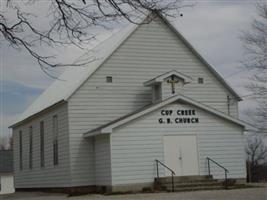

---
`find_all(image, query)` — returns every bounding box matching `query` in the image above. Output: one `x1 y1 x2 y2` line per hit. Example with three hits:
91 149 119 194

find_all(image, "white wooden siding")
13 103 71 188
94 135 111 186
69 137 95 186
110 102 246 185
68 17 239 186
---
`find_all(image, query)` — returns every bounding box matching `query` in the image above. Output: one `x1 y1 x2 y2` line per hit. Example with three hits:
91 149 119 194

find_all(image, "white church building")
10 12 254 193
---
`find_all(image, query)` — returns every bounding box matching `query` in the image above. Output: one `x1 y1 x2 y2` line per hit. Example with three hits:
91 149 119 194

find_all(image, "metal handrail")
207 157 229 189
155 159 175 192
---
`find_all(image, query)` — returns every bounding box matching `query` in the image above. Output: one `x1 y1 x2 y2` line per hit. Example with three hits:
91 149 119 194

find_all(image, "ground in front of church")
0 188 266 200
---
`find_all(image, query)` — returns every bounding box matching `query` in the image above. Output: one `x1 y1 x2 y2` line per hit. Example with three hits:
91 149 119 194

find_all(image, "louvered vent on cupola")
144 70 192 103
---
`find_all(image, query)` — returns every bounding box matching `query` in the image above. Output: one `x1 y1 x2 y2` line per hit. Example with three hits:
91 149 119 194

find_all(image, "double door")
163 135 199 176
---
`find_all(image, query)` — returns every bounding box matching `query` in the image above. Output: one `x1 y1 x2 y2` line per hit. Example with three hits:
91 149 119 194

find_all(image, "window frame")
40 121 45 168
19 130 23 170
52 115 59 166
29 126 33 169
106 76 113 83
198 77 204 84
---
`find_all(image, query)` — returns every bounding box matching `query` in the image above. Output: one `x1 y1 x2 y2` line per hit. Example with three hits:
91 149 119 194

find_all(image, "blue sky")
0 1 256 140
1 80 43 115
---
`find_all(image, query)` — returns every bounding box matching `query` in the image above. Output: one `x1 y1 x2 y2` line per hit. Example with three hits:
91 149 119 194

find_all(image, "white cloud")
2 45 53 89
172 3 255 97
175 4 254 72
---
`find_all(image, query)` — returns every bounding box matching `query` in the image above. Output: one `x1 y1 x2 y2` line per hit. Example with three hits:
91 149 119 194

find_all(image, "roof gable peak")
144 70 192 86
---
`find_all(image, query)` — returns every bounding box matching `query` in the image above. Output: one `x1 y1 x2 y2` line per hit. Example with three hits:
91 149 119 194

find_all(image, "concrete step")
169 185 225 192
153 175 245 192
166 184 248 192
155 175 213 183
164 181 223 189
156 178 219 185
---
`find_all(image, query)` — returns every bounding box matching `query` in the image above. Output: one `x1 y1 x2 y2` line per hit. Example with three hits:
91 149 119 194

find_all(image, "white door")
163 135 199 176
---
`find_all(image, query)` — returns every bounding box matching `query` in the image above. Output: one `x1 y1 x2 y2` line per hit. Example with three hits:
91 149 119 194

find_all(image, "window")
29 126 33 169
19 130 23 170
198 78 204 84
106 76 113 83
227 95 231 115
40 121 45 168
53 115 59 166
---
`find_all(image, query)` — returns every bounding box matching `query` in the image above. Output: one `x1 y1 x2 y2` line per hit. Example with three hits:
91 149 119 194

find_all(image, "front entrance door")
163 135 199 176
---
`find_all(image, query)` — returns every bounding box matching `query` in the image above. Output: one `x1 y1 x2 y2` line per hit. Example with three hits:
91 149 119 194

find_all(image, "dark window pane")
106 76 113 83
40 121 44 168
198 78 204 84
29 126 33 169
19 131 23 170
53 115 59 166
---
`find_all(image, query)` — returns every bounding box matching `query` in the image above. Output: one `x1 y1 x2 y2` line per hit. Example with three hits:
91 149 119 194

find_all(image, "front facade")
11 13 251 192
109 102 245 190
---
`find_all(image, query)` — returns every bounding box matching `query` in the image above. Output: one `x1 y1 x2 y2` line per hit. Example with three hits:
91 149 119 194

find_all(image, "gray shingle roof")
0 150 13 174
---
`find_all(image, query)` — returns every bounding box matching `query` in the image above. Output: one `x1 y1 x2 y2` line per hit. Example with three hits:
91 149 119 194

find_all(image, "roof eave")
83 128 111 138
143 79 160 86
243 123 258 132
84 130 101 137
9 100 67 128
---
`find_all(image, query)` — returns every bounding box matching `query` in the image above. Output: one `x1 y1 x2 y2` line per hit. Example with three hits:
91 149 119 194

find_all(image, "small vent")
106 76 113 83
198 78 204 84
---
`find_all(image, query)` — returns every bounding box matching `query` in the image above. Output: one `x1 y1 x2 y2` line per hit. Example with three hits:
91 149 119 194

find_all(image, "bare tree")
246 135 267 182
8 134 13 150
0 135 5 150
241 1 267 132
0 0 186 74
241 1 267 182
243 101 267 133
0 133 12 150
0 143 5 150
247 136 267 167
0 135 7 150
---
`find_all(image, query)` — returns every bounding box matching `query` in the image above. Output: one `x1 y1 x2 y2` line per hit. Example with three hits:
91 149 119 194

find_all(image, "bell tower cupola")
144 70 192 103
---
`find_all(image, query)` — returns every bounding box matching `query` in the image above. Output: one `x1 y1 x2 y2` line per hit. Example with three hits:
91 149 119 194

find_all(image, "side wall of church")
13 103 71 188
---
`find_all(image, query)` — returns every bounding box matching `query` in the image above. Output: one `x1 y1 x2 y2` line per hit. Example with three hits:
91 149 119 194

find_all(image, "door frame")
161 134 200 176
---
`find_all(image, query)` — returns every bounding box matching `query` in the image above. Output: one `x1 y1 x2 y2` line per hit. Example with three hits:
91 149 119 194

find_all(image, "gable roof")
11 23 140 127
84 94 256 137
11 12 242 127
0 150 13 174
